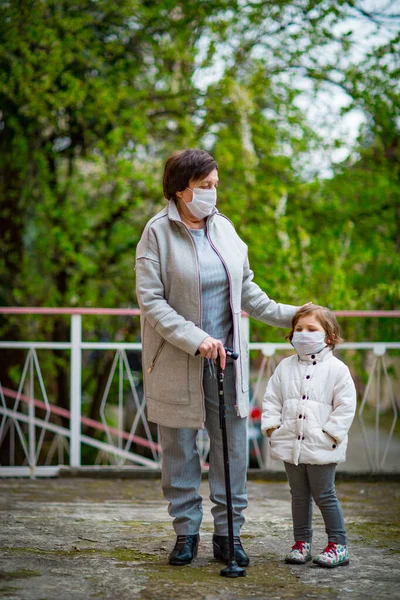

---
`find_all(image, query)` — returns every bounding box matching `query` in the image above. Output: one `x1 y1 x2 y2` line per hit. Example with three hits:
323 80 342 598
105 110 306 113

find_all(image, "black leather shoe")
213 534 250 567
169 534 199 565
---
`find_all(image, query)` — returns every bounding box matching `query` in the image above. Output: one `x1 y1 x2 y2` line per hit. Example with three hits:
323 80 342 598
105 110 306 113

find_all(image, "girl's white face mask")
291 331 327 355
185 187 217 219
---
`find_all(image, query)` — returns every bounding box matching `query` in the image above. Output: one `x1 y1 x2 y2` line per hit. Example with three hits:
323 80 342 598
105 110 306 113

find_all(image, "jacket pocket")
145 339 191 405
269 425 281 445
315 428 336 450
147 339 166 373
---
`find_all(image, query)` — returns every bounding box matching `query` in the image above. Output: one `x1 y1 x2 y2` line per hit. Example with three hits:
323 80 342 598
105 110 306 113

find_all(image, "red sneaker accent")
322 542 337 555
292 541 306 551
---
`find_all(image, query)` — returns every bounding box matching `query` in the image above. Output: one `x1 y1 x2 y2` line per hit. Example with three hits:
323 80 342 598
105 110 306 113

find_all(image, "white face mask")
185 187 217 219
291 331 327 355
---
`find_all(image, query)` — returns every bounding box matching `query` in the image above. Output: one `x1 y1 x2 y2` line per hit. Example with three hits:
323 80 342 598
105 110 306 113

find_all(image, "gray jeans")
284 462 347 545
158 360 248 536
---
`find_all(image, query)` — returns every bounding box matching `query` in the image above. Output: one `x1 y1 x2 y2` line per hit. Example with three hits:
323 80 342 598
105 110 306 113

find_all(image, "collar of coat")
297 345 333 365
167 199 218 223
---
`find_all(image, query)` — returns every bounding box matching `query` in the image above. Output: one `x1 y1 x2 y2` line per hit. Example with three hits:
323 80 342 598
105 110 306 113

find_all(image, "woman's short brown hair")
287 304 344 348
163 149 218 201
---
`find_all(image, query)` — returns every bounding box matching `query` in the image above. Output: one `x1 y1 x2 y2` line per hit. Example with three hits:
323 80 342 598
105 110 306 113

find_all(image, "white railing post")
28 351 36 476
70 314 82 467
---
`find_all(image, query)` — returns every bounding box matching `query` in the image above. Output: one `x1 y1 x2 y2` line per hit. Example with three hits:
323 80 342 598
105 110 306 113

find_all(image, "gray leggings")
284 462 347 545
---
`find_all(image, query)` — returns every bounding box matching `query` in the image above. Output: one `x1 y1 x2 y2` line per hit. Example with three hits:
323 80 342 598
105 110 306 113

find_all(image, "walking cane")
217 347 246 578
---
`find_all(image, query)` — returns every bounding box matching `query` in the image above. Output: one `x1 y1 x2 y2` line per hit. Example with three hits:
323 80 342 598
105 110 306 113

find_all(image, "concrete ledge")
58 466 162 479
54 466 400 482
247 469 400 482
1 466 399 481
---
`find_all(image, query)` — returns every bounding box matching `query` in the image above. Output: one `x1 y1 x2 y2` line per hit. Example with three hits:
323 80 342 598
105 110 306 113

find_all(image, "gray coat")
135 201 297 429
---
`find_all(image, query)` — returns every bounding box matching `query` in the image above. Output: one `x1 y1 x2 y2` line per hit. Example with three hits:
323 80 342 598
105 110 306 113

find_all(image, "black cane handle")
224 346 238 361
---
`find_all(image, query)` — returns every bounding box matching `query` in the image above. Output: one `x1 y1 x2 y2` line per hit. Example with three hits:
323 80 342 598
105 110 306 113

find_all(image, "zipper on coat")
147 339 166 373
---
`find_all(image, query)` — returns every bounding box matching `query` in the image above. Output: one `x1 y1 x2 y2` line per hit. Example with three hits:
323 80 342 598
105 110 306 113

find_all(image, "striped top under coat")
189 226 232 346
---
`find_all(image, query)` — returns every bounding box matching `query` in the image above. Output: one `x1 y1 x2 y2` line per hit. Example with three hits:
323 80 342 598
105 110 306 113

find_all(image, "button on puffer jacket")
261 347 356 465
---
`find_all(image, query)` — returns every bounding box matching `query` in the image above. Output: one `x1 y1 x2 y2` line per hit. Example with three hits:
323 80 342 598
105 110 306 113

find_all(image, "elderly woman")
136 148 301 567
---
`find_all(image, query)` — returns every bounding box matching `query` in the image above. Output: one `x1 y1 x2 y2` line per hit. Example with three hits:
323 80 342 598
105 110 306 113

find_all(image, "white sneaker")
313 542 349 568
285 541 312 564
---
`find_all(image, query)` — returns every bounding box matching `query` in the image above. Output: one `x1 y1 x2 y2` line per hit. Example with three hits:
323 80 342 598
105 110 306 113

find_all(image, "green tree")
1 1 399 464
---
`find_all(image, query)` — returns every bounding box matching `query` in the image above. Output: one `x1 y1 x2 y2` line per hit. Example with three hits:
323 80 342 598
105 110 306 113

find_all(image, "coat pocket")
269 422 293 443
315 428 336 451
145 339 190 405
268 425 281 444
147 339 166 373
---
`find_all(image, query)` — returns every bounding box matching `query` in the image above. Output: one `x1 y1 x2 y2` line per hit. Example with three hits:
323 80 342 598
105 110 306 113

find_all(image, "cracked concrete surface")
0 477 399 599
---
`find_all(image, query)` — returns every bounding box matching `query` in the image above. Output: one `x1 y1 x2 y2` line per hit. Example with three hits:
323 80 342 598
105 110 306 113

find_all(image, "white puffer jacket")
261 346 356 465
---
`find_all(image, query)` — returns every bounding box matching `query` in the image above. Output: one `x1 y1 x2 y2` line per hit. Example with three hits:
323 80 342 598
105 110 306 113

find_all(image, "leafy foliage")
0 1 399 428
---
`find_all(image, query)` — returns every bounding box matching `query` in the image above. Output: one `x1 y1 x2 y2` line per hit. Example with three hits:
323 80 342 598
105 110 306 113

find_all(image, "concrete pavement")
0 477 399 600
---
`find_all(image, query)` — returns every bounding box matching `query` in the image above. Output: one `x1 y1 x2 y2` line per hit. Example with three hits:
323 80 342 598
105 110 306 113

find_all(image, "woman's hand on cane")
198 336 226 370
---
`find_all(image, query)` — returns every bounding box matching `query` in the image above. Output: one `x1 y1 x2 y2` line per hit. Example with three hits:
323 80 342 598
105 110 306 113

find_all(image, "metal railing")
0 308 399 477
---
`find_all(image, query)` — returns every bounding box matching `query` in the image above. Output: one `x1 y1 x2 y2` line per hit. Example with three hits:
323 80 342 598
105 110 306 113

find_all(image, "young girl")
261 304 356 568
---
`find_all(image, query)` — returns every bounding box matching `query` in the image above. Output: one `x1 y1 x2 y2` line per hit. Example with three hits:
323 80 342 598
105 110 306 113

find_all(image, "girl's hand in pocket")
323 430 337 444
